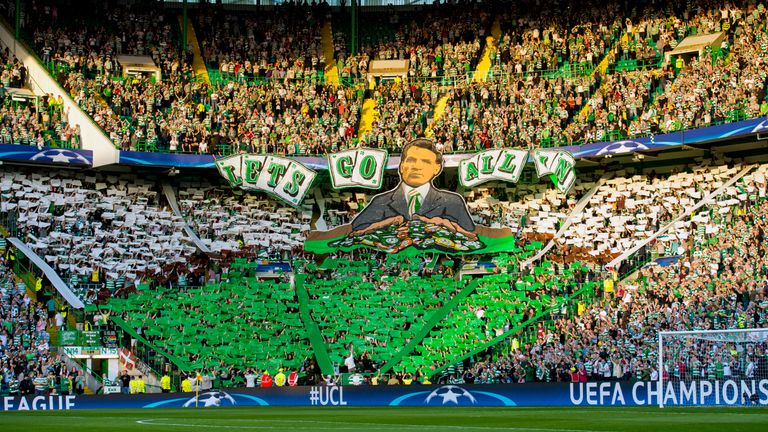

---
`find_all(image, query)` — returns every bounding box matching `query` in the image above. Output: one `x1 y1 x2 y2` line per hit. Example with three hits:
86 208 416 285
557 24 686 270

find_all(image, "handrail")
0 16 118 151
294 274 334 375
430 281 595 377
59 348 104 387
110 315 192 372
378 276 479 375
521 177 607 269
6 237 85 309
606 164 755 269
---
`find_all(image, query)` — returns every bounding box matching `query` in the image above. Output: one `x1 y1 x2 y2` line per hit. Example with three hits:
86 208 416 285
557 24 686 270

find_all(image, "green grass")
2 406 768 431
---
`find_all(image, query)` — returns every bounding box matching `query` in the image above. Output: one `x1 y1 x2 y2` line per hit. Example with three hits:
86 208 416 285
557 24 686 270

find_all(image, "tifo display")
216 147 575 208
0 1 767 428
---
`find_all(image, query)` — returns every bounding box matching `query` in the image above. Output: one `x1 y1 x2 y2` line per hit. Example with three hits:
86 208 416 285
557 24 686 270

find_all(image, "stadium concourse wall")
3 381 768 410
117 116 768 170
0 21 118 167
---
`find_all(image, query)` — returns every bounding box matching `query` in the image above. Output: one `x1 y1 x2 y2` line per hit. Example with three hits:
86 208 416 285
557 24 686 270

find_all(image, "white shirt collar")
402 183 431 202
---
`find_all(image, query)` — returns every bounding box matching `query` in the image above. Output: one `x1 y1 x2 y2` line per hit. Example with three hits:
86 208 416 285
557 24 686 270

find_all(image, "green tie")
408 190 421 215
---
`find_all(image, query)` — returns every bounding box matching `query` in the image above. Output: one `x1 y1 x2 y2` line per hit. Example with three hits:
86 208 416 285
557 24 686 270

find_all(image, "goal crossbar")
658 328 768 408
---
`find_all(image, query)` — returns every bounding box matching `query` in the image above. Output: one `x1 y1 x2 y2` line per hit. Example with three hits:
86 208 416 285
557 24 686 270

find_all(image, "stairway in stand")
357 96 377 142
321 21 339 87
178 15 211 86
424 94 450 138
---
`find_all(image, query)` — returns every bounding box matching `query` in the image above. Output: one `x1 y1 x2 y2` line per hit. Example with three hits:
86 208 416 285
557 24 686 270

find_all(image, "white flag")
329 148 388 189
532 149 557 177
458 154 484 188
215 155 244 187
328 149 359 189
491 149 528 183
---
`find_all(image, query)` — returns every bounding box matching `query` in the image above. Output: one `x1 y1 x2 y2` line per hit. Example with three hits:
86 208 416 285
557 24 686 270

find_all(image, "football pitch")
2 406 768 432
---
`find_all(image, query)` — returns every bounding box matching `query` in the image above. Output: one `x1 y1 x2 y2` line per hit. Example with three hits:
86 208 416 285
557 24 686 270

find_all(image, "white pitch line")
136 418 602 432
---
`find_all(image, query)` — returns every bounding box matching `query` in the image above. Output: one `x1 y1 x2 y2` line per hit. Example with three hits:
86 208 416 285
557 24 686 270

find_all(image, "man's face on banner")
399 146 442 187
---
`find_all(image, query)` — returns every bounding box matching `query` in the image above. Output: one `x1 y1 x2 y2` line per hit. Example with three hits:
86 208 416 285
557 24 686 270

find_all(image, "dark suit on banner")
351 184 476 232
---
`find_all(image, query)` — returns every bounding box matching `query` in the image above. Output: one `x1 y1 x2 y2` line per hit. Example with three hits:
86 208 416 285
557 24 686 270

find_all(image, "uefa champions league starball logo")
389 385 516 406
752 118 768 133
182 391 237 407
30 149 90 165
595 140 650 156
143 391 268 408
424 385 477 405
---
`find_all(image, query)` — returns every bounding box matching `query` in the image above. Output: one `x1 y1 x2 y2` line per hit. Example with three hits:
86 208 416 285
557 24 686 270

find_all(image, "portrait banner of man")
305 138 516 255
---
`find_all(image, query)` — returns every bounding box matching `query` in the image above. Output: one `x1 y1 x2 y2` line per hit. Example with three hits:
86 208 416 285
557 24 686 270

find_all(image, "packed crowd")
36 0 198 152
0 98 80 149
614 0 768 136
0 39 81 148
106 262 315 375
0 44 28 90
426 75 600 151
0 167 196 300
0 253 87 396
301 254 465 369
464 179 586 240
175 178 310 258
2 0 768 394
355 5 487 80
197 1 330 80
2 163 766 388
1 0 765 155
31 0 189 77
494 0 624 76
636 14 768 135
360 80 440 149
566 69 665 143
554 163 746 265
433 167 768 385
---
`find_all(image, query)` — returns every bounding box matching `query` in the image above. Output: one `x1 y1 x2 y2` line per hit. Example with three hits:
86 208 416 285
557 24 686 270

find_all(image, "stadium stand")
396 260 597 378
554 163 747 264
335 5 489 83
0 0 766 400
0 167 194 301
195 2 329 81
494 0 623 76
0 37 79 148
449 188 768 384
0 251 86 396
465 179 584 239
0 44 27 89
0 0 764 156
104 264 314 377
175 179 310 258
301 254 466 370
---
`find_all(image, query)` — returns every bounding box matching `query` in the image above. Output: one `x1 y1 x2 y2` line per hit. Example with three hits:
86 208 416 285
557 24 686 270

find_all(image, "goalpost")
658 328 768 408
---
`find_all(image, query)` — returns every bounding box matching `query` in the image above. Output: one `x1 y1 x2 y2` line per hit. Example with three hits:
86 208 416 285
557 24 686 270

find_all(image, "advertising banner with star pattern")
117 117 768 169
4 381 766 410
0 144 92 166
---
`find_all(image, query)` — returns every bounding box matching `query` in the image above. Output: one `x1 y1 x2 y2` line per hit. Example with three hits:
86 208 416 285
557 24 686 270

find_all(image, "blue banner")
3 381 767 410
254 262 292 273
559 116 768 159
117 117 768 170
119 151 216 169
0 144 92 166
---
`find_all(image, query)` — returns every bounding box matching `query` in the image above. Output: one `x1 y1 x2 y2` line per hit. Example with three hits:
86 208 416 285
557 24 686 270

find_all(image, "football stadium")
0 0 768 430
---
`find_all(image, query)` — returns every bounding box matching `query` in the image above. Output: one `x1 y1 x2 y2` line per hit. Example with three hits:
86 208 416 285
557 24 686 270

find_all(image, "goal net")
658 329 768 407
